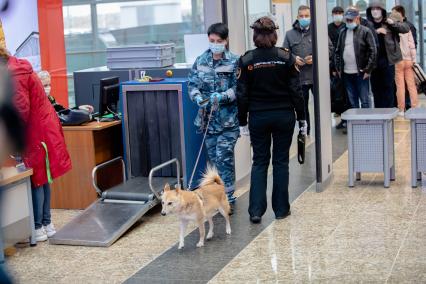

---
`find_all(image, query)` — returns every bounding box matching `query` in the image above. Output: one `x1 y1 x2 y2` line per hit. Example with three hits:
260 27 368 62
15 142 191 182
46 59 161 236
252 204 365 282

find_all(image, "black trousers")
248 109 295 218
371 65 395 108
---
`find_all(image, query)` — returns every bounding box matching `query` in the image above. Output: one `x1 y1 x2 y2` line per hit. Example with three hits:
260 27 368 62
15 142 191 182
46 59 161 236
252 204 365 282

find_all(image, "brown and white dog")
161 166 231 249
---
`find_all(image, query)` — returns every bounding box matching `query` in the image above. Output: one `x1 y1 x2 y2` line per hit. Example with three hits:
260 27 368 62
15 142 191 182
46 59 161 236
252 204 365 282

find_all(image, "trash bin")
405 108 426 188
341 108 398 188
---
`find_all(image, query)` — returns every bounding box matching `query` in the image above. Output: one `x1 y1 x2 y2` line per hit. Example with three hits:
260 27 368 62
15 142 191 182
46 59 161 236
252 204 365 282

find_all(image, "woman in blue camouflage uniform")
188 23 239 206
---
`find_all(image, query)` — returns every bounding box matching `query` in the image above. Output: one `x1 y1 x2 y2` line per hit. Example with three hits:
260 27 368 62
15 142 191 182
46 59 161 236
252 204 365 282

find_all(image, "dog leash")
187 102 218 190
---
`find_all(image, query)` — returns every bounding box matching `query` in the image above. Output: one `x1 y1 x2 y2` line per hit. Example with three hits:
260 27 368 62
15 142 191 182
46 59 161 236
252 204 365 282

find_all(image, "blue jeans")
248 109 295 218
31 183 51 230
343 73 370 108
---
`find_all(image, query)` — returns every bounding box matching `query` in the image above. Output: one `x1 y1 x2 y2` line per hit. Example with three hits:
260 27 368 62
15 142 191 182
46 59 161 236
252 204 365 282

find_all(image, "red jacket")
9 56 71 187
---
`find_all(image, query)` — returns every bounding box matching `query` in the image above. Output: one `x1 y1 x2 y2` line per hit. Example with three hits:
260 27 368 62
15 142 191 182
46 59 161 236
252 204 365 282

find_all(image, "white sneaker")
35 228 48 242
43 223 56 238
398 111 405 117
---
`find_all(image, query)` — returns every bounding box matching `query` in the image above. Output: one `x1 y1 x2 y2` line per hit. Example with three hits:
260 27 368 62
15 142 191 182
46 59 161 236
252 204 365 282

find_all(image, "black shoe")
250 216 261 224
276 211 291 220
228 203 234 216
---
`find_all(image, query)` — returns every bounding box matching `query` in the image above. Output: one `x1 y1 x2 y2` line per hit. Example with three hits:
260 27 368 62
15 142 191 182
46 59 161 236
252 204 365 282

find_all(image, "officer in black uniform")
237 17 306 224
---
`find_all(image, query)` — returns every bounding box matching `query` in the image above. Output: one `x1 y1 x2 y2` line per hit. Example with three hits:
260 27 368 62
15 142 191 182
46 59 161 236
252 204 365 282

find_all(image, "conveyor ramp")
50 158 180 247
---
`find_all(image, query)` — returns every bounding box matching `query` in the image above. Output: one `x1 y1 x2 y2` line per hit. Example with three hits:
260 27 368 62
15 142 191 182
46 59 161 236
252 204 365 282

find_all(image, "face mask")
209 42 226 54
299 18 311 28
371 9 382 20
346 22 358 30
44 86 51 96
333 14 343 23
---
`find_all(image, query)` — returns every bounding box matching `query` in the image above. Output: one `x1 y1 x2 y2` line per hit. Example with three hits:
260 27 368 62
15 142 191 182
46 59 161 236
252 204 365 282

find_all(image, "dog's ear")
164 183 171 191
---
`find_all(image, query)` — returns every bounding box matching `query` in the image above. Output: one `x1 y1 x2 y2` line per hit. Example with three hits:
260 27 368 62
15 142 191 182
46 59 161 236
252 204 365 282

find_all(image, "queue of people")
330 2 419 133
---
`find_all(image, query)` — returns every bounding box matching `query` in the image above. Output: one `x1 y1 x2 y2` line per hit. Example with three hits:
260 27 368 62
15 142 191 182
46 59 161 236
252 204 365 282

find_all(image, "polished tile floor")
4 116 426 283
210 119 426 283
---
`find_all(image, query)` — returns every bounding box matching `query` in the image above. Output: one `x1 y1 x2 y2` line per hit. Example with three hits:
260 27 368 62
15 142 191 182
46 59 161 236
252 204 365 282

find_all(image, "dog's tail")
199 165 224 186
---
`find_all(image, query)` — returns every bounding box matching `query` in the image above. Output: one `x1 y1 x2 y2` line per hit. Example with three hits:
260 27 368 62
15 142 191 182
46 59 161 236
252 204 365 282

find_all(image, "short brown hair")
0 47 9 61
392 5 406 18
251 17 278 48
298 5 310 13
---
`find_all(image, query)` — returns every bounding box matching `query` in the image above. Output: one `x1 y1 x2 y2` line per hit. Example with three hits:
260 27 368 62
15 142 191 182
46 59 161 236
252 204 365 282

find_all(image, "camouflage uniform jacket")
188 49 239 134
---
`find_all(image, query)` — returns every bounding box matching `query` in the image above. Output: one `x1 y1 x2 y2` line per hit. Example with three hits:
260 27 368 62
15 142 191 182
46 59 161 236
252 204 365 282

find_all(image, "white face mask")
371 9 382 20
209 42 226 55
333 14 344 24
44 86 51 96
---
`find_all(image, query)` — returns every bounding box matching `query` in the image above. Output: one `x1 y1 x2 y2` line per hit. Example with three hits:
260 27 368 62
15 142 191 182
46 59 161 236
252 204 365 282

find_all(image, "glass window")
63 5 92 36
246 0 272 49
63 0 204 74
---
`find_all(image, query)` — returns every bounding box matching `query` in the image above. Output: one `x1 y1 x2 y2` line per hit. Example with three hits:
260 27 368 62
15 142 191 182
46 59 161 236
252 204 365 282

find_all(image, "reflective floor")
210 120 426 283
4 111 426 283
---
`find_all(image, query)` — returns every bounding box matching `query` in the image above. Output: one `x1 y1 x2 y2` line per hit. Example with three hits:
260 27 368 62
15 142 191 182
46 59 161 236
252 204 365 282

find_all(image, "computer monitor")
99 77 119 117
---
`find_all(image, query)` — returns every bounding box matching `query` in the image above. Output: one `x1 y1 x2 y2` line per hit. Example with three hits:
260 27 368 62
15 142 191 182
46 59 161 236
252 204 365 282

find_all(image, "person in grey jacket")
335 7 377 109
284 5 313 135
366 0 410 108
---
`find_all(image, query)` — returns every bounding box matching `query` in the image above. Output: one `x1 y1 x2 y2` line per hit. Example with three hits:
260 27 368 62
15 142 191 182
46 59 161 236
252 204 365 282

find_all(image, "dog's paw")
226 227 231 235
196 241 204 247
178 243 184 250
206 232 214 240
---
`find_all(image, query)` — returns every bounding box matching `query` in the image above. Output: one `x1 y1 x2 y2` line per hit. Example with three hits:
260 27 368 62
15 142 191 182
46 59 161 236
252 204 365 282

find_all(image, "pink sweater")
399 31 416 62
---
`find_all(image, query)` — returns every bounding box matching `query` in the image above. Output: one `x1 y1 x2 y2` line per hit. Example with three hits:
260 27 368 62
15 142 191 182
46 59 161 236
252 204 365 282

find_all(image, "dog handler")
237 17 306 224
188 23 240 206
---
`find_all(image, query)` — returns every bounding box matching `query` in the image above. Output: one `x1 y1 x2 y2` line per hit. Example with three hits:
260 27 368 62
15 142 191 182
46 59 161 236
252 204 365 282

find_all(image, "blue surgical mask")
346 22 358 30
209 42 226 54
299 18 311 28
333 14 343 23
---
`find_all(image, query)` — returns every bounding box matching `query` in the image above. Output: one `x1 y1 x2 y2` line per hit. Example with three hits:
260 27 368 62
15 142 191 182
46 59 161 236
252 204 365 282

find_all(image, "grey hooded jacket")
283 20 313 85
366 0 410 65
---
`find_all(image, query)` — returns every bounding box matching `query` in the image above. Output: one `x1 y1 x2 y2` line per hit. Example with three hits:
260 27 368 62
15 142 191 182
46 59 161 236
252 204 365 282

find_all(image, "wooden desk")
51 121 123 209
0 167 36 261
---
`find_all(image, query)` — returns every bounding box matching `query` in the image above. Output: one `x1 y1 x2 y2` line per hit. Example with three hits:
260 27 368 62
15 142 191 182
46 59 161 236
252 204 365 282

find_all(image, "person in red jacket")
0 48 71 242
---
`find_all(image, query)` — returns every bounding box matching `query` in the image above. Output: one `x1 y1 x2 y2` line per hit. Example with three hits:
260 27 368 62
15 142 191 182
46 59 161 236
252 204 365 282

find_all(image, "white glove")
239 125 250 136
298 120 307 136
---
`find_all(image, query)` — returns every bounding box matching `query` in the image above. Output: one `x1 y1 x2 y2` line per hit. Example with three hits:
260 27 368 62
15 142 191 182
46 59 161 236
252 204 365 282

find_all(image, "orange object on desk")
50 121 124 209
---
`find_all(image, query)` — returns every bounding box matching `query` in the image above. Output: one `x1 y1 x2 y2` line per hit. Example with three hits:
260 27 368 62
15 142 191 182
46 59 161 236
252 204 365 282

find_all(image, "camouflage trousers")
204 126 239 193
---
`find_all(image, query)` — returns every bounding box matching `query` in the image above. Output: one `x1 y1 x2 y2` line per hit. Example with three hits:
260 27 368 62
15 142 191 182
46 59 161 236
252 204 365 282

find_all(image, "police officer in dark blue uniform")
237 17 306 224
